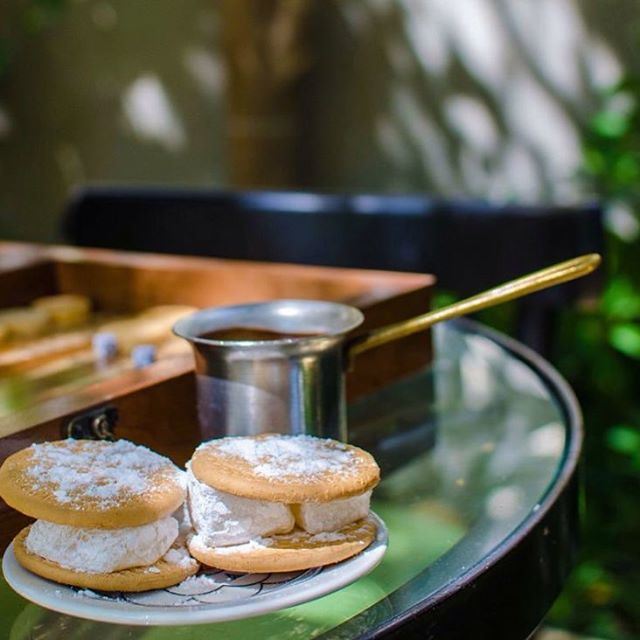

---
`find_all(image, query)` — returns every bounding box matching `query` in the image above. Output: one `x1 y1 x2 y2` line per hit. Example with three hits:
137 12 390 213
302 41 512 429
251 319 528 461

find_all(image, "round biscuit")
188 516 377 573
0 439 186 529
32 294 91 330
0 307 51 339
190 434 380 503
13 527 198 592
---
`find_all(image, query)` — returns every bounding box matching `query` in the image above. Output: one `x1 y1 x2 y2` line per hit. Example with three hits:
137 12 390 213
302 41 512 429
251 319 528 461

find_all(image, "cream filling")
25 516 179 574
186 468 372 547
186 468 294 547
291 491 372 534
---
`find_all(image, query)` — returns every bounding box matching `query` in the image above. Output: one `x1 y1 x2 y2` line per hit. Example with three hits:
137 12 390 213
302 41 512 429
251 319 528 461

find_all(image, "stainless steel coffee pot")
174 254 600 441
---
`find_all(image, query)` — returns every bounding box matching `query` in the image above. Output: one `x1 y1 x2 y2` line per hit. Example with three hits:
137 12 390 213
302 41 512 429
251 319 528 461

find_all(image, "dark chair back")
63 187 604 354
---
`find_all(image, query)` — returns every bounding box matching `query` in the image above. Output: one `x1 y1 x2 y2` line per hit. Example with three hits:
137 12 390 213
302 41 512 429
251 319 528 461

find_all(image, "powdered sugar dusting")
200 435 358 480
194 536 272 555
25 439 182 510
163 545 198 570
74 588 103 599
307 530 351 543
175 573 219 589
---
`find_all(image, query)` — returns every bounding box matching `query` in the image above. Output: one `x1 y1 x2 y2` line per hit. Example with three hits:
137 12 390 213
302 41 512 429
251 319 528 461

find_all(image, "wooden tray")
0 242 434 549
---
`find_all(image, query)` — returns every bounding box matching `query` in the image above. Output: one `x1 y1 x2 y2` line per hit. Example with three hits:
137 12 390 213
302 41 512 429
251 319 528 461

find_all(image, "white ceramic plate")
2 513 387 626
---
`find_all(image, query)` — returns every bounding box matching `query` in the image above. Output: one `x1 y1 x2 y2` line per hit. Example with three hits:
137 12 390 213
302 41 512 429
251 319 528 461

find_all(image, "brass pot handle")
347 253 602 359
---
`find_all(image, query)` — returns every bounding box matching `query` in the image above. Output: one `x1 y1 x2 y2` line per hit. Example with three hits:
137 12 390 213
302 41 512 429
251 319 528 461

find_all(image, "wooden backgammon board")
0 242 435 551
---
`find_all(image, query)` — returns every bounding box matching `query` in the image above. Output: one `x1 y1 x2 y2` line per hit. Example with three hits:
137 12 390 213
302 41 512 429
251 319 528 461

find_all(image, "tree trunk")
220 0 318 188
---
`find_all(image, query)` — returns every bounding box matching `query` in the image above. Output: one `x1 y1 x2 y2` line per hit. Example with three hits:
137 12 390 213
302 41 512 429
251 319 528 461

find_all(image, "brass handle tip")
588 253 602 270
347 252 605 359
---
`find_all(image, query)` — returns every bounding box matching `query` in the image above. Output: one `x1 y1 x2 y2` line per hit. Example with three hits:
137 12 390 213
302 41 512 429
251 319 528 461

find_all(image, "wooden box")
0 242 434 549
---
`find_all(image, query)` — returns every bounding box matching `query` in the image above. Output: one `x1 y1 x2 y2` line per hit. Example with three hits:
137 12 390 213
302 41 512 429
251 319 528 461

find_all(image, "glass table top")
0 321 578 639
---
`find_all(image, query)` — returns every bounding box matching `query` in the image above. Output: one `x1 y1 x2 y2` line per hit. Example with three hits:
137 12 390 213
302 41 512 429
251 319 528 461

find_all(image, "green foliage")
546 78 640 640
0 0 68 79
21 0 69 33
607 425 640 460
436 73 640 640
609 323 640 358
431 101 640 635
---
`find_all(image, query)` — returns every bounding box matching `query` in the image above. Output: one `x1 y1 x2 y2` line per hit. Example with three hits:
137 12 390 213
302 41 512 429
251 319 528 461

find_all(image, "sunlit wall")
0 0 637 241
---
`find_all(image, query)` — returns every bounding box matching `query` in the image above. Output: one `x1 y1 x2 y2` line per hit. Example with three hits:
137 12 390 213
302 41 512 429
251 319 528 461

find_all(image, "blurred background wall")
0 0 638 241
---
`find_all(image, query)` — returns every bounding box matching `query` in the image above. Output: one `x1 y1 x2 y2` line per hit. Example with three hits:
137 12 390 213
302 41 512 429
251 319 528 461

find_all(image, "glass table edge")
321 318 584 640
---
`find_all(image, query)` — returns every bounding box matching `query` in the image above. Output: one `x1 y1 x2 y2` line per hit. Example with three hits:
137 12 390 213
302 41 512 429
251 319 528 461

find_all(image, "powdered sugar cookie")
190 434 379 503
188 516 377 573
0 439 195 591
0 439 185 528
186 434 381 572
14 527 198 592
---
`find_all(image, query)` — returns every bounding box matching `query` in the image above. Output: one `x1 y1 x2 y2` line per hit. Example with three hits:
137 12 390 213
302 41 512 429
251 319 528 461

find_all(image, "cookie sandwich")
0 439 198 591
186 434 381 572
